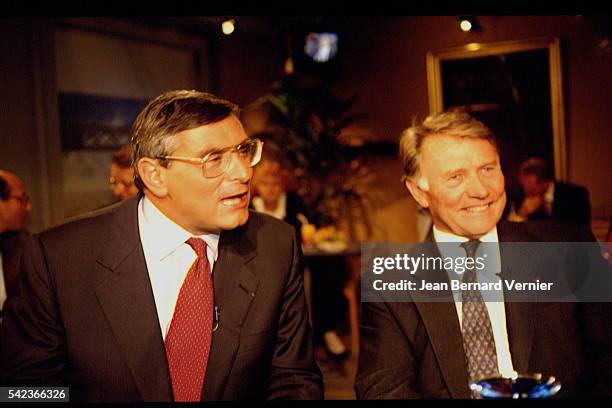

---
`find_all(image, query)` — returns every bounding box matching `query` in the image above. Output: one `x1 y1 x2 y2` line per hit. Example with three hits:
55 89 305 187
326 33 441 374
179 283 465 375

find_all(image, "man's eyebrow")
479 160 499 169
196 147 221 157
195 138 250 158
441 160 499 177
193 144 228 158
442 167 465 177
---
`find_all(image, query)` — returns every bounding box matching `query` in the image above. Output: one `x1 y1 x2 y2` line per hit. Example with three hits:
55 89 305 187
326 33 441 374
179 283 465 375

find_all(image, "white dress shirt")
138 195 219 340
544 181 555 216
433 226 516 378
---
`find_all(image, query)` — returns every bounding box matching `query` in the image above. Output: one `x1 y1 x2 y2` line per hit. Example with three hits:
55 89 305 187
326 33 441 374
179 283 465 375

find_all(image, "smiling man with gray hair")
355 110 612 399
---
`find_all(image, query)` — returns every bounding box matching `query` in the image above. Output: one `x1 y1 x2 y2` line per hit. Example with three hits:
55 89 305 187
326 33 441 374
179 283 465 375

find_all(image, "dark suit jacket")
513 181 591 226
1 230 29 304
355 220 612 398
551 182 591 226
0 195 323 402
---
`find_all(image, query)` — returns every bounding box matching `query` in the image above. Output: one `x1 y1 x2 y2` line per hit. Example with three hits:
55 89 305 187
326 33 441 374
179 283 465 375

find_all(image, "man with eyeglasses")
1 90 323 402
0 170 31 316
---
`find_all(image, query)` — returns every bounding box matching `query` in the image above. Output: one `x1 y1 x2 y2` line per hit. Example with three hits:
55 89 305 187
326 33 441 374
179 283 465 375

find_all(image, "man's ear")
404 177 430 209
137 158 168 198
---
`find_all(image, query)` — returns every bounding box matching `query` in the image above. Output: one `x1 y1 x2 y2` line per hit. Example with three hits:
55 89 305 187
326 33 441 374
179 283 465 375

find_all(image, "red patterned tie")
164 237 214 402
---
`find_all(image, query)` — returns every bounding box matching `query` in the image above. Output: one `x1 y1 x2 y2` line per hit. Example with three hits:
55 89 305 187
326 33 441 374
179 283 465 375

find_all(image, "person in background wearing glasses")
0 170 31 317
109 144 139 202
0 90 323 402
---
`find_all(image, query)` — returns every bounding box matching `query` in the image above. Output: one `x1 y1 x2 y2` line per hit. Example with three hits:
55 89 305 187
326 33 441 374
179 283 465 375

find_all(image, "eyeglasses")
158 138 263 179
8 192 30 206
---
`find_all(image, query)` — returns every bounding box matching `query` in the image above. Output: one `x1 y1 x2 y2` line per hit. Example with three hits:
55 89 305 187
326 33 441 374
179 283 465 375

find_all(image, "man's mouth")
463 203 491 213
221 191 249 207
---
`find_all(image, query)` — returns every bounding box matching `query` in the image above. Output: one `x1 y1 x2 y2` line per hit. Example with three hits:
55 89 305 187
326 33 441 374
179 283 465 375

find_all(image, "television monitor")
290 29 341 78
304 32 339 63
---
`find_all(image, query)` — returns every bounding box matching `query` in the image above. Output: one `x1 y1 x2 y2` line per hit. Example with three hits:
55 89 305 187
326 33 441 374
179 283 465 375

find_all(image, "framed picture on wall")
57 92 149 217
58 92 148 151
426 37 566 194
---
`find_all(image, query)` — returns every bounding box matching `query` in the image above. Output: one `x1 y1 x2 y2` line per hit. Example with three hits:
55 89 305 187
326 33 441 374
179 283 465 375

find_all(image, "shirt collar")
544 181 555 203
138 195 220 262
432 225 499 243
433 225 501 282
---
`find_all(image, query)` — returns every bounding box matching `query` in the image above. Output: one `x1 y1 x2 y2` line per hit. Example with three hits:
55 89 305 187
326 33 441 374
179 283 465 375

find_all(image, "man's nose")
226 153 252 182
466 175 489 198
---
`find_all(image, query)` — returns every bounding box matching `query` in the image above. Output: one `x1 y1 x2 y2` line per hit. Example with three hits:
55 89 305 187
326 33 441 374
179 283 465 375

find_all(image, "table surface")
301 242 362 357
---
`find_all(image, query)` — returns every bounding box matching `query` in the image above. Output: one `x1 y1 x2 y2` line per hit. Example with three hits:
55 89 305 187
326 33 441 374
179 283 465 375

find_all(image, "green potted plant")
244 76 372 241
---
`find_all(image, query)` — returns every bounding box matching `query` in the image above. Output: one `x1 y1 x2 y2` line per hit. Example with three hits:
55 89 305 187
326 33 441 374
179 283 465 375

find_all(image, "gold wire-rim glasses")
157 138 263 179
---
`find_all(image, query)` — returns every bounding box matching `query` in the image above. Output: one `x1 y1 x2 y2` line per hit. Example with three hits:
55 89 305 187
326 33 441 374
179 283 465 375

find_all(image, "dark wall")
217 16 611 220
351 16 611 219
1 16 610 233
215 28 285 106
0 19 45 231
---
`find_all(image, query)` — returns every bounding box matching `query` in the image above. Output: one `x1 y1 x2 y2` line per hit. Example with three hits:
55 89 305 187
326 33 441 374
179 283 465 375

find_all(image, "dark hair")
519 157 554 182
131 90 240 191
0 174 9 200
111 144 133 168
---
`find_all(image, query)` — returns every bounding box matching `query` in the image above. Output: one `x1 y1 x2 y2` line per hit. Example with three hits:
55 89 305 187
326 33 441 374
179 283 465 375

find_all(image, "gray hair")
131 90 239 190
399 110 499 185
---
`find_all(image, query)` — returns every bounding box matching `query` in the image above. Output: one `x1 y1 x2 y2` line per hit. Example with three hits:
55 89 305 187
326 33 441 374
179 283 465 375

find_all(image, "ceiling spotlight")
221 18 236 35
458 16 480 33
460 19 472 32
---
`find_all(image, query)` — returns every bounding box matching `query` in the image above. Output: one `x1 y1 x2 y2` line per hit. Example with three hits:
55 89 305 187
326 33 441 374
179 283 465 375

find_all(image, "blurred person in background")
109 144 139 202
251 158 310 237
251 142 349 361
0 170 31 315
508 157 591 226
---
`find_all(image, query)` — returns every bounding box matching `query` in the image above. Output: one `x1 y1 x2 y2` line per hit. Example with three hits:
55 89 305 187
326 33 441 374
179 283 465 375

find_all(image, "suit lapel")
414 222 539 393
202 225 259 400
497 221 535 374
94 196 172 402
412 301 471 398
410 242 471 398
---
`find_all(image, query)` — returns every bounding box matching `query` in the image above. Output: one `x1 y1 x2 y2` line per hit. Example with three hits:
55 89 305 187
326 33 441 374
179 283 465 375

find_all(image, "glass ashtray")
470 373 561 399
